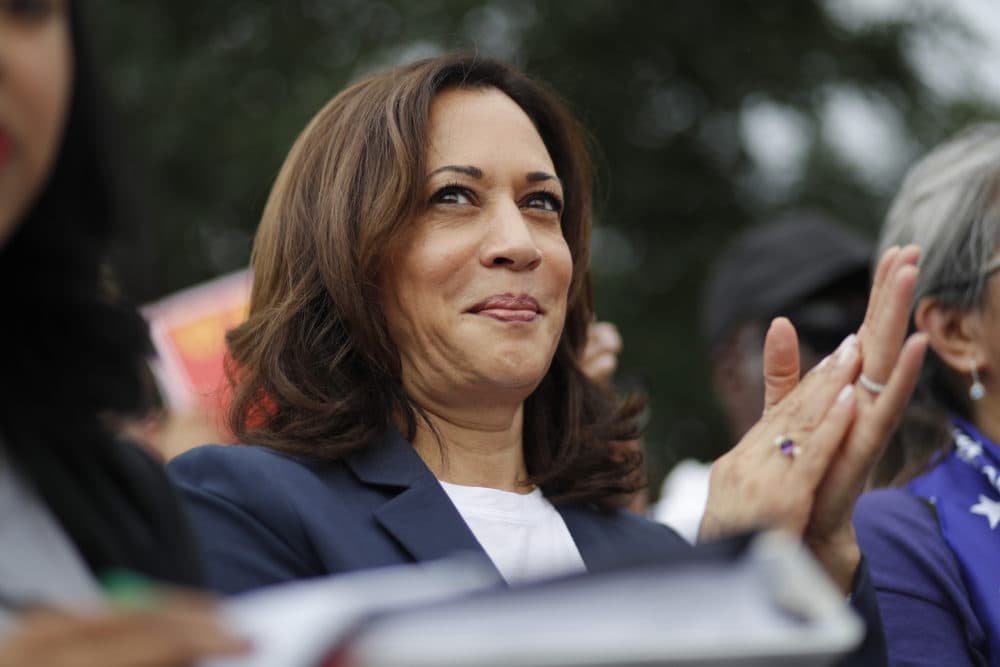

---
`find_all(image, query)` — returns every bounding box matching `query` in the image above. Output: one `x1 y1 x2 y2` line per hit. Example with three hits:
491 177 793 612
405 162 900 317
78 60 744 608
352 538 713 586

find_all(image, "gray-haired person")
855 124 1000 666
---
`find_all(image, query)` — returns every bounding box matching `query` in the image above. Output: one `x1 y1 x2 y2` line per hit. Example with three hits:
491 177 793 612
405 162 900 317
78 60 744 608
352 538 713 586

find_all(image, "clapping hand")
698 246 928 592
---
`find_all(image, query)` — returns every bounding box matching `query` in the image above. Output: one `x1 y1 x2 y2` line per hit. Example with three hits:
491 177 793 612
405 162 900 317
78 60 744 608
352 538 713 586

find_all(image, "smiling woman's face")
0 0 72 248
381 86 573 411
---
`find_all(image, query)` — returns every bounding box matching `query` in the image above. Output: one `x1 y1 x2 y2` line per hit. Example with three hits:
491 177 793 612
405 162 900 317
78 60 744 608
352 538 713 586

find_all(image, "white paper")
203 556 500 667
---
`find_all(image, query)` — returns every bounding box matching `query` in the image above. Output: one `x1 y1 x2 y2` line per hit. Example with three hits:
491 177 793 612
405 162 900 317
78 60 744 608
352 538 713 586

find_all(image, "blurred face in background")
713 281 868 442
0 0 72 247
381 86 573 413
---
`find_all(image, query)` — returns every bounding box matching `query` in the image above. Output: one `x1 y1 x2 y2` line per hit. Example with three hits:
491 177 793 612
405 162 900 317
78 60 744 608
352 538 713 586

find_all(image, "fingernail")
837 384 854 404
836 334 858 366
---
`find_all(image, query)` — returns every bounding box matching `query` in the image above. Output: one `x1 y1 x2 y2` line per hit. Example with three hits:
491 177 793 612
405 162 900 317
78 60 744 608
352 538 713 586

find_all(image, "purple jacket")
855 488 989 666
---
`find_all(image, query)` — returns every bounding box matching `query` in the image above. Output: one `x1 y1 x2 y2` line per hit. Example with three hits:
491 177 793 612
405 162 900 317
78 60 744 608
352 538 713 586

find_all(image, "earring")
970 361 985 402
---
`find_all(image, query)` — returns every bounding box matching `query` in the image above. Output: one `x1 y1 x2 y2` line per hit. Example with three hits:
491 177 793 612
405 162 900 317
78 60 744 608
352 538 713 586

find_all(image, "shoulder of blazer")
170 428 429 490
170 433 491 580
557 503 691 572
167 442 366 522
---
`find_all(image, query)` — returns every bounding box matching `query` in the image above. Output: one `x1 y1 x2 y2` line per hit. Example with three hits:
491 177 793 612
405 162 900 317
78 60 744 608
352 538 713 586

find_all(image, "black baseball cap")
702 213 873 350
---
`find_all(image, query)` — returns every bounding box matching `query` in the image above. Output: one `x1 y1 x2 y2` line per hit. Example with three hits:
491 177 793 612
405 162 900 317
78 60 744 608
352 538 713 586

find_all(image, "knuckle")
777 395 802 417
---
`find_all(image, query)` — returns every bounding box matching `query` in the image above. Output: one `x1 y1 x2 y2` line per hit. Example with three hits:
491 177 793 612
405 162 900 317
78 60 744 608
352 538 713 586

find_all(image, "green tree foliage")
90 1 997 487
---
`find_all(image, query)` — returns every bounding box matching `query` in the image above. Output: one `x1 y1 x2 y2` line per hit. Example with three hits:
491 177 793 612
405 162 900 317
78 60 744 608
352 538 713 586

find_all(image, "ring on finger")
774 435 801 459
858 373 886 395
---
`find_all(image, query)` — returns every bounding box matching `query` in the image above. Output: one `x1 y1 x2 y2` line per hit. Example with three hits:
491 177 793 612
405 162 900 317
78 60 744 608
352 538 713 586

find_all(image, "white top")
439 481 586 585
651 458 712 544
0 445 102 637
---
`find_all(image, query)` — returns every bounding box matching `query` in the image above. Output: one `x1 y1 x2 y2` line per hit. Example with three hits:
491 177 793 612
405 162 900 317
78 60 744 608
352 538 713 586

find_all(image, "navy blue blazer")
168 429 689 594
168 429 886 666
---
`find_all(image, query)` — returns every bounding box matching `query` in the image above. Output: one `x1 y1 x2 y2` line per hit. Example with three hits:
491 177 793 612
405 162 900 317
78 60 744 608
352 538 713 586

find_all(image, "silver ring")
774 435 801 459
858 373 886 395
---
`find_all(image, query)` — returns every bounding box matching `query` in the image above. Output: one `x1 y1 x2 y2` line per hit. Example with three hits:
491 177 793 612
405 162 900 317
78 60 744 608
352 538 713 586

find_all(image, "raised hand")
581 321 624 387
698 245 928 592
698 319 862 545
804 245 927 589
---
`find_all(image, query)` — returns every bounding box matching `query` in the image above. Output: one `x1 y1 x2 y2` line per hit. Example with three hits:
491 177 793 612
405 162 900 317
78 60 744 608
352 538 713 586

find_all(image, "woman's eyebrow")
426 166 561 187
527 171 560 186
428 165 483 179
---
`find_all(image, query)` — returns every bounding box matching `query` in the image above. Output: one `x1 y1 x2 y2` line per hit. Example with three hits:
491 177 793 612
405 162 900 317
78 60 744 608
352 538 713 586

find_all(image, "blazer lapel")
559 503 693 573
558 504 623 572
345 429 496 573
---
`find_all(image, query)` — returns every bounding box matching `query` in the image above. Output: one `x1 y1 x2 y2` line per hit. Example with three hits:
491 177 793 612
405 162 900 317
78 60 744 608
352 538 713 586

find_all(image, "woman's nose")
479 201 543 271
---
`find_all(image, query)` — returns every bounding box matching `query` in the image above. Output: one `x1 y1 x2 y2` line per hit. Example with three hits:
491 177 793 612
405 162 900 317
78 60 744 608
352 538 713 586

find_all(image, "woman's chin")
478 362 549 396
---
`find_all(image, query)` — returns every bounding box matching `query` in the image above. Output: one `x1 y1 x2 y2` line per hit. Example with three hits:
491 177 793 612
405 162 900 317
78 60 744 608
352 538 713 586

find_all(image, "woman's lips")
468 294 541 322
476 308 538 322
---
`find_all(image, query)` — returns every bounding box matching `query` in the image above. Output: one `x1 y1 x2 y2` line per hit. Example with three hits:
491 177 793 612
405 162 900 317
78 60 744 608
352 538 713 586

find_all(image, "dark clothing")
168 430 687 593
170 429 886 665
9 436 203 587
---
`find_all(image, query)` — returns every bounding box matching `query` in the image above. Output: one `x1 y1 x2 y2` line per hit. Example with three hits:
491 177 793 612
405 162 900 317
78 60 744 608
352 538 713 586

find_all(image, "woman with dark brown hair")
170 54 924 657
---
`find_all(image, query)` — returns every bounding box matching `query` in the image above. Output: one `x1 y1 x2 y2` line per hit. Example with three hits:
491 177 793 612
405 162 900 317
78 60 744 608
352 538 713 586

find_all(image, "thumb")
762 317 800 413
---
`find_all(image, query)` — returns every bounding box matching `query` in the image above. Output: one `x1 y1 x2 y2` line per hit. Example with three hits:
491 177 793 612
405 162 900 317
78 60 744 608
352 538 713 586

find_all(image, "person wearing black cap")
655 213 873 541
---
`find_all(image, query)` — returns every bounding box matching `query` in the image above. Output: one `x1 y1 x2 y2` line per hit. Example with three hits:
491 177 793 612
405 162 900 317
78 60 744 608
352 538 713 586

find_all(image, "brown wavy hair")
227 53 645 508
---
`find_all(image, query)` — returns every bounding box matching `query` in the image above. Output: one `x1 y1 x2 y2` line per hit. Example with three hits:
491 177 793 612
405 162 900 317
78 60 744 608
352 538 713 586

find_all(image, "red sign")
143 269 251 422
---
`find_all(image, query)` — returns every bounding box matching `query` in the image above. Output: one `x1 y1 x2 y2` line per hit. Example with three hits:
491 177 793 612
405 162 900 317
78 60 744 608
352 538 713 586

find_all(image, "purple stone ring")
774 435 801 459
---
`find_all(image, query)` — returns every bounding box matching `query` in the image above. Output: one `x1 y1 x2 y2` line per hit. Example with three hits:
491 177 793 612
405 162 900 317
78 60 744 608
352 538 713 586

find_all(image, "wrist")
807 528 862 595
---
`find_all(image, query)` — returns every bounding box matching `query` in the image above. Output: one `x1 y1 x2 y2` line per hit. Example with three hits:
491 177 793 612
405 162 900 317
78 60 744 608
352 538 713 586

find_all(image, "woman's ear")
913 297 985 373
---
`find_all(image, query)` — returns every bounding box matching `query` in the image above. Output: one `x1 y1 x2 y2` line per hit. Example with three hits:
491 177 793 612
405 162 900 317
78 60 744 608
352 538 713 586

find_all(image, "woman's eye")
524 191 563 214
430 185 473 206
1 0 58 22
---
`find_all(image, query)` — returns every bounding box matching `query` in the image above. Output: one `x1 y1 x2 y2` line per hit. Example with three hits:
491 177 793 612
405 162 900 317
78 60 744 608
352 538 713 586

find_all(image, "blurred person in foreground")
655 216 873 541
169 54 925 664
0 1 247 664
854 124 1000 666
